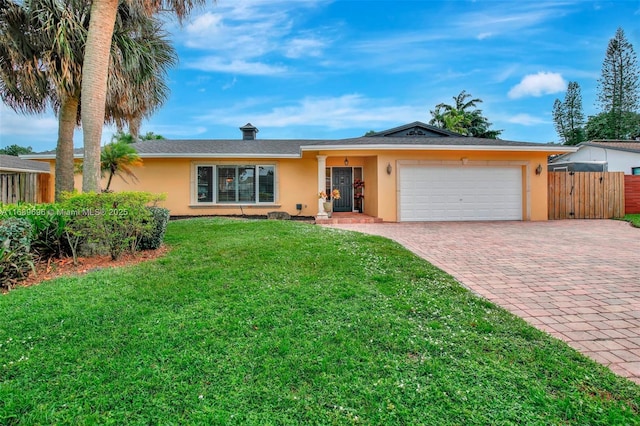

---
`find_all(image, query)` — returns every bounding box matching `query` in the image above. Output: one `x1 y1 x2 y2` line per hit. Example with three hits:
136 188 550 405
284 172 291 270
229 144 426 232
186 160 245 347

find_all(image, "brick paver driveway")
324 220 640 384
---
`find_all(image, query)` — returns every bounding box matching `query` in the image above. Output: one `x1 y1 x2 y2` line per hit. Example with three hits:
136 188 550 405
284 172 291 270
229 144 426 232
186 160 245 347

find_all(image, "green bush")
0 203 68 259
59 192 163 261
138 207 170 250
0 217 35 289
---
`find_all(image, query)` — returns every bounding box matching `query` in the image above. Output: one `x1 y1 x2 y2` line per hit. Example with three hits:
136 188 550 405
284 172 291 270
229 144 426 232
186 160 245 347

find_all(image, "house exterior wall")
375 150 548 222
562 147 640 175
40 149 551 222
315 149 550 222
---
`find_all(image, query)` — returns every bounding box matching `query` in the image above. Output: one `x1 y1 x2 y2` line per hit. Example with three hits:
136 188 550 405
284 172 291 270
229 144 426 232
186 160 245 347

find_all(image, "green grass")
623 214 640 227
1 218 638 425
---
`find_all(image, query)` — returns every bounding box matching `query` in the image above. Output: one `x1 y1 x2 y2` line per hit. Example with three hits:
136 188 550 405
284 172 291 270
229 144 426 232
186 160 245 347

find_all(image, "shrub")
0 217 34 289
0 203 68 259
59 192 163 261
138 207 170 250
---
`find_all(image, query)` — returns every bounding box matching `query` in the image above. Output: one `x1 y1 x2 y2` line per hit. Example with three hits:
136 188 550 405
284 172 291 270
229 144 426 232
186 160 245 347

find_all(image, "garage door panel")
399 165 523 221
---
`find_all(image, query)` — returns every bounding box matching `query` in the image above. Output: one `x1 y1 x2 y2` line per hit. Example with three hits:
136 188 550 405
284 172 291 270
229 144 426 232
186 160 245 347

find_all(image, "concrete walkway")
323 220 640 384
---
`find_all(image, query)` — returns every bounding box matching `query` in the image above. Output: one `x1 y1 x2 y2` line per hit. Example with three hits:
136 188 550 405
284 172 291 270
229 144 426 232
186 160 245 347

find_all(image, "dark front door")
332 167 352 212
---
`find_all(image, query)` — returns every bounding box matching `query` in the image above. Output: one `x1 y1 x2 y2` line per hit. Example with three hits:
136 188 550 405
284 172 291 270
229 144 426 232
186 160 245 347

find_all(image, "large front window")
197 165 275 203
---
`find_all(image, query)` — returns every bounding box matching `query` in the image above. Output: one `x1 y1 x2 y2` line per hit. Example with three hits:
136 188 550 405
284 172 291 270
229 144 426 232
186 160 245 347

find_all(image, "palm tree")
81 0 205 193
106 14 176 141
429 90 502 139
0 0 82 199
0 0 175 200
100 138 143 191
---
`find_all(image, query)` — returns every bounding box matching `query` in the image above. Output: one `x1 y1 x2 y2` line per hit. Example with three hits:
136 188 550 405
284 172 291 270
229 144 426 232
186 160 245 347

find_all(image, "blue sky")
1 0 639 152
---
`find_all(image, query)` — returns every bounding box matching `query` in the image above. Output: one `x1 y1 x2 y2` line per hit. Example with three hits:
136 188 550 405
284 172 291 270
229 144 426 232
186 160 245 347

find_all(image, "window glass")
197 166 213 202
259 166 275 202
218 166 236 202
198 165 275 204
238 166 255 202
633 167 640 176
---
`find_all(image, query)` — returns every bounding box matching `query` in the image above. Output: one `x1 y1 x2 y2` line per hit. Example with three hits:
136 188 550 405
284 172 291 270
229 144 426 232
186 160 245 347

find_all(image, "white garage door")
399 165 523 221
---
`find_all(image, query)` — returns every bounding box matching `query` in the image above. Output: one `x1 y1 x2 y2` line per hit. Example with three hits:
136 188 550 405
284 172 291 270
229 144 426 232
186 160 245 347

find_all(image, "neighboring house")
0 154 51 203
549 140 640 175
23 122 575 222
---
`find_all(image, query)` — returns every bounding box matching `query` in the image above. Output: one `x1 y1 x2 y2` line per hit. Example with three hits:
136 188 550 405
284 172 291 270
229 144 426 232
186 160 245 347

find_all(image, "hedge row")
0 192 169 289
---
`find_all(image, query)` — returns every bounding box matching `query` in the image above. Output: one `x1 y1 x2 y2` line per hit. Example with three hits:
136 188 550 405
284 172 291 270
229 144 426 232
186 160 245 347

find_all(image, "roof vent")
240 123 258 140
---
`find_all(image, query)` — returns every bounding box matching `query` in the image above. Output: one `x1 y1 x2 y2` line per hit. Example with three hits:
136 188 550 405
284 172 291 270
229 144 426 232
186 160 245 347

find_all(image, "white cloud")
197 94 425 129
222 76 237 90
179 1 330 68
142 123 208 138
185 57 288 75
506 113 548 126
0 104 119 152
476 32 493 40
508 72 567 99
284 37 326 58
0 104 58 138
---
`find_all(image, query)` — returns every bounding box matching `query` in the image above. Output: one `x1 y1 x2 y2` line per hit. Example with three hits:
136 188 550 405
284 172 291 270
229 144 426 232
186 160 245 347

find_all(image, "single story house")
1 154 51 204
23 122 576 222
549 140 640 175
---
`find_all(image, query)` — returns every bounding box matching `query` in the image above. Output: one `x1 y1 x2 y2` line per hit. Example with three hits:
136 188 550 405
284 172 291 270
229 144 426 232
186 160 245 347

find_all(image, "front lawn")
624 214 640 227
1 218 638 424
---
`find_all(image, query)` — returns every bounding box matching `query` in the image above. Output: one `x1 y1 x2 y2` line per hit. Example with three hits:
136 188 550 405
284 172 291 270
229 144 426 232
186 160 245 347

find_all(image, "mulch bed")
3 246 169 292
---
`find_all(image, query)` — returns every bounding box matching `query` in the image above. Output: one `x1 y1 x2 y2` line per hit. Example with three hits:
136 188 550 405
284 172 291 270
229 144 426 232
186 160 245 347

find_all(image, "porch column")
316 155 328 219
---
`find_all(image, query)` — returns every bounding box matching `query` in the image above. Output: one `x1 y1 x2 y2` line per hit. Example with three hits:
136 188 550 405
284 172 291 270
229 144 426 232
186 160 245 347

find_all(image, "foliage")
79 0 195 193
138 206 170 250
0 0 176 197
58 192 161 262
110 131 136 144
0 217 34 289
429 90 502 139
622 214 640 228
0 219 638 423
140 131 165 140
0 144 33 156
353 179 365 200
586 111 640 140
553 81 586 145
596 27 640 139
0 203 68 259
100 140 143 191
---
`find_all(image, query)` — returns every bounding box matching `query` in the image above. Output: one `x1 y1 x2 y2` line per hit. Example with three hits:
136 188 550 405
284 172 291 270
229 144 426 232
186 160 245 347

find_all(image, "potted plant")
353 179 365 213
318 189 341 217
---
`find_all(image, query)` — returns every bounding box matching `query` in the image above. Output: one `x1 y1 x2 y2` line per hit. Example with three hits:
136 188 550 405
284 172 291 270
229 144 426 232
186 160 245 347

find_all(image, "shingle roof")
579 140 640 154
0 155 50 173
22 122 575 159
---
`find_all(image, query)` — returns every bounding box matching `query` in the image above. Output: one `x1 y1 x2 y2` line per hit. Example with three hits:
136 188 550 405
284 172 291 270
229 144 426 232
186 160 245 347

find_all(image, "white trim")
21 143 577 161
303 144 577 153
191 162 278 206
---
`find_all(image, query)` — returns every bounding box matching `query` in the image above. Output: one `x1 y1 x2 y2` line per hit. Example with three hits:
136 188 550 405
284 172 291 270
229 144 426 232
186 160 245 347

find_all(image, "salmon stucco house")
25 122 576 222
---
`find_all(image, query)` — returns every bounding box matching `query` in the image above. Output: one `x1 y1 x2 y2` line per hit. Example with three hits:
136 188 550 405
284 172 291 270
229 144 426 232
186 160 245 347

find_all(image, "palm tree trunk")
81 0 118 193
129 116 141 141
55 95 79 201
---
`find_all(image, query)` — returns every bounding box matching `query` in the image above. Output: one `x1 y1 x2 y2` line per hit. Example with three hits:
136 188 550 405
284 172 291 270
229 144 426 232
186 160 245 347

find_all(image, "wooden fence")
548 171 625 219
0 173 50 204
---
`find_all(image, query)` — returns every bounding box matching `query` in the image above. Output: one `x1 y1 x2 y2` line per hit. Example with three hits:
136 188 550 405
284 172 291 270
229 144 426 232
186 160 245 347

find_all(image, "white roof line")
300 144 577 152
21 144 576 160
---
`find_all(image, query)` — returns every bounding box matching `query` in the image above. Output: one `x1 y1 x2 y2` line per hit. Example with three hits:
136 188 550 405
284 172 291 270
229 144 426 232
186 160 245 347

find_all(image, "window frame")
193 163 277 205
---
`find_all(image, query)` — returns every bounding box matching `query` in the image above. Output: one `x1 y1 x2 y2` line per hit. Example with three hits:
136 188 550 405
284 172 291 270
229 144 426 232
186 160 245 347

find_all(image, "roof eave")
0 167 50 173
301 144 578 153
137 153 301 159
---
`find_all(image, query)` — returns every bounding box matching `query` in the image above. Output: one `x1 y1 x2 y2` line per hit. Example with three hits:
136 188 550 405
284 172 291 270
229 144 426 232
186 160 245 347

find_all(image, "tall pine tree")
553 82 585 145
596 27 640 139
